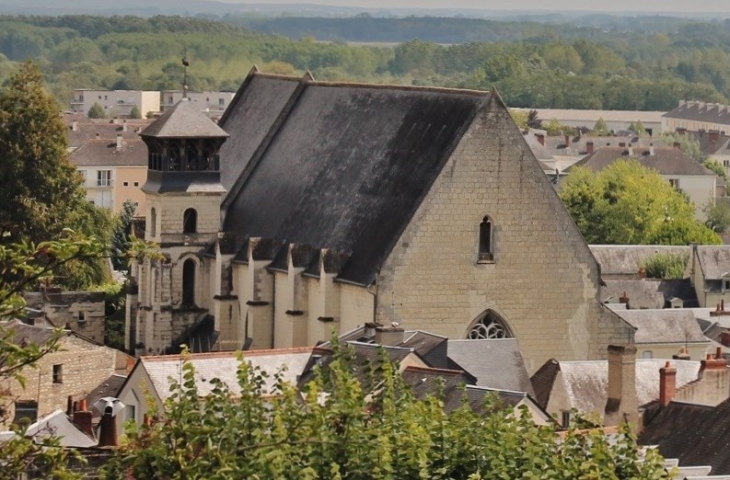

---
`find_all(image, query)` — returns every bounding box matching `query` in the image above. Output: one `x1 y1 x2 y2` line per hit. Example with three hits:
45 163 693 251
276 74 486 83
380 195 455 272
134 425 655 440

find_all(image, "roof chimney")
586 141 594 154
95 132 100 139
98 406 119 447
604 344 638 428
619 291 630 308
116 133 123 150
536 133 545 146
374 324 404 346
72 120 79 132
649 143 655 156
659 361 677 407
673 346 691 361
73 399 94 439
628 146 634 156
564 134 570 147
122 120 128 132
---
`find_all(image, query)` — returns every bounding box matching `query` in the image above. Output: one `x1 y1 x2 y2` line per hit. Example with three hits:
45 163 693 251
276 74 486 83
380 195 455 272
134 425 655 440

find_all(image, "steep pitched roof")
447 339 534 395
663 101 730 127
639 398 730 475
589 245 690 276
614 309 708 344
696 246 730 280
217 71 301 195
141 99 229 139
221 76 489 286
69 138 148 167
569 146 714 176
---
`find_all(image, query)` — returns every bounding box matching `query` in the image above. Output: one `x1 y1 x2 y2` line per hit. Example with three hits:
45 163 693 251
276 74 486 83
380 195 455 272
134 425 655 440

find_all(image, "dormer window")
478 216 494 263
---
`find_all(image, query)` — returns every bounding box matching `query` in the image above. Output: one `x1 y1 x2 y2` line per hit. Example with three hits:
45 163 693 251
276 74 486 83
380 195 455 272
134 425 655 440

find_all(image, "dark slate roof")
530 358 560 409
447 339 534 395
4 319 60 345
602 278 698 309
85 374 126 419
663 101 730 128
589 245 690 276
401 331 449 369
615 309 708 344
141 99 229 139
217 71 301 195
696 246 730 280
639 398 730 474
70 138 148 167
568 146 714 176
222 78 488 286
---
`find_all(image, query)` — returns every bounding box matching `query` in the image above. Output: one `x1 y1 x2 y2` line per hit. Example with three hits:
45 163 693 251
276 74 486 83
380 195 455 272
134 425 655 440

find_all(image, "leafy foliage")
104 342 670 479
705 201 730 233
560 160 721 245
641 253 690 280
128 105 141 119
660 132 706 163
0 61 114 290
87 101 105 118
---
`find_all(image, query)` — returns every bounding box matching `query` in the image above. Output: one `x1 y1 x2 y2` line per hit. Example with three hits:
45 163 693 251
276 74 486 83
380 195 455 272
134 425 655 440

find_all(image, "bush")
641 252 689 279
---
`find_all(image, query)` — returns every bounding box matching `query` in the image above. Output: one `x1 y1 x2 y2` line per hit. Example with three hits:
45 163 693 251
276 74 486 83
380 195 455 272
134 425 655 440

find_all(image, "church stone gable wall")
376 96 632 372
339 283 374 334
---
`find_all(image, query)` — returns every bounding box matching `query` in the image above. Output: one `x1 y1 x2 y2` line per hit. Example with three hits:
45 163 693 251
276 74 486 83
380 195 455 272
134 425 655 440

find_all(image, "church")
125 68 634 371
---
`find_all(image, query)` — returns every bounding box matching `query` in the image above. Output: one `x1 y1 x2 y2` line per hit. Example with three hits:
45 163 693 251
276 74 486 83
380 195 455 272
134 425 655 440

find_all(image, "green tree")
703 159 726 181
87 101 105 119
0 61 114 290
128 105 141 119
641 252 689 279
705 201 730 233
628 120 646 136
660 133 706 163
103 342 671 479
560 160 721 245
592 117 610 135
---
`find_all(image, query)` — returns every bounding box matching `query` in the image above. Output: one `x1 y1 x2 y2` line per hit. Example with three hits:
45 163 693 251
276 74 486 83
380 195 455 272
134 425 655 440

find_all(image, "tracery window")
468 310 513 339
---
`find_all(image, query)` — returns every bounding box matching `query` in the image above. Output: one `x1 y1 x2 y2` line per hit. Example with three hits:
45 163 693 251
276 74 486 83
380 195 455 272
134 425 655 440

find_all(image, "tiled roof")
614 309 708 344
696 246 730 280
639 398 730 475
602 278 698 309
66 121 151 149
3 319 61 345
663 101 730 127
447 339 534 395
69 138 148 167
141 99 229 139
535 359 701 415
25 410 96 448
140 348 314 401
589 245 690 276
569 146 714 176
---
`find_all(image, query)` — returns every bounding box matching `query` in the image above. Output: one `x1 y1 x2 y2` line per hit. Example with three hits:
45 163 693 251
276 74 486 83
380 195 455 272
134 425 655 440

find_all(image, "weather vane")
182 47 190 99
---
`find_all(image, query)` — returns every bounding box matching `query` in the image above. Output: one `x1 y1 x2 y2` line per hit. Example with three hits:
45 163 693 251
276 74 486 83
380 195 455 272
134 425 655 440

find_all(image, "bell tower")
128 99 230 356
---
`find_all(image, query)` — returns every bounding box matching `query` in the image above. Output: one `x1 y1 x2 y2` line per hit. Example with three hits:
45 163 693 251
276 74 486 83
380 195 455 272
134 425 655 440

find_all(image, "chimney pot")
73 409 94 439
98 407 118 447
659 361 677 407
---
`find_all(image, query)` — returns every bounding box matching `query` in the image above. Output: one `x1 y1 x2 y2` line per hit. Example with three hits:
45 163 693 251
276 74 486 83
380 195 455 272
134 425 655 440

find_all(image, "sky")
218 0 730 13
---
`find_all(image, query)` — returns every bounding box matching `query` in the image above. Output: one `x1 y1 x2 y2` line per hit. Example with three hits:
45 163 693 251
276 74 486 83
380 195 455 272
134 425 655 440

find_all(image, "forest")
1 14 730 110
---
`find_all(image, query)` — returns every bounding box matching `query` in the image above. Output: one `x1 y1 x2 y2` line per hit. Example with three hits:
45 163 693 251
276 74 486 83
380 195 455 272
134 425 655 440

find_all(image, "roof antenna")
182 48 190 99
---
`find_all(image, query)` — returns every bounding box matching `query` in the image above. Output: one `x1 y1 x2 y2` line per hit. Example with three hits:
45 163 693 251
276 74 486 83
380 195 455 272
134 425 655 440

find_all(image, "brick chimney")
564 134 570 147
586 141 594 154
374 324 404 346
98 406 118 447
710 300 730 317
73 399 94 439
619 291 630 309
536 133 545 146
700 347 727 374
604 344 638 428
659 361 677 407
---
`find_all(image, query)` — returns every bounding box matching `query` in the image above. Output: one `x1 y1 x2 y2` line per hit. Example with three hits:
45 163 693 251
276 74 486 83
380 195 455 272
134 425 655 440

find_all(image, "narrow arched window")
150 207 157 238
183 208 197 234
479 216 494 262
182 259 196 307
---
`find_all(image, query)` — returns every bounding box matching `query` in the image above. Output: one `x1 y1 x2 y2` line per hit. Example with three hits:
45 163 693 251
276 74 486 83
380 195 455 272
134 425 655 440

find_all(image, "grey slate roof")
221 75 489 286
696 246 730 280
447 339 534 395
3 319 59 345
25 410 96 448
141 99 229 139
639 398 730 475
532 359 701 414
615 309 708 344
602 278 698 309
70 138 148 167
689 131 730 156
568 146 714 176
86 374 127 418
217 72 300 195
543 134 665 157
663 101 730 128
589 245 690 276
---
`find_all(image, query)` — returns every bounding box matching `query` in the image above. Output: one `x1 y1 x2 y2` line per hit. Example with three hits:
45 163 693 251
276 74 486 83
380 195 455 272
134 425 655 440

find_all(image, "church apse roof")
221 76 489 286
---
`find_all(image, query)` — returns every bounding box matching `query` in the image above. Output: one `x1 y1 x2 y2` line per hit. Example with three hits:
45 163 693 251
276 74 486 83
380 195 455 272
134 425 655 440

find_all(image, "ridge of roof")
403 365 468 376
141 98 229 139
140 346 314 362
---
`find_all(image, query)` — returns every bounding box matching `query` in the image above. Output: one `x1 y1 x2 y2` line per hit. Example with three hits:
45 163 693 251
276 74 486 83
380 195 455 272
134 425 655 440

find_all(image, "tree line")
0 15 729 110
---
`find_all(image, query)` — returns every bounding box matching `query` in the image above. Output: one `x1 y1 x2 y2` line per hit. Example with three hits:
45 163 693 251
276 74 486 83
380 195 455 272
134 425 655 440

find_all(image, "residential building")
70 134 148 214
70 89 160 118
662 100 730 134
0 320 131 428
689 130 730 177
127 68 635 373
690 245 730 308
160 90 235 116
568 145 717 220
514 108 664 134
23 287 106 345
